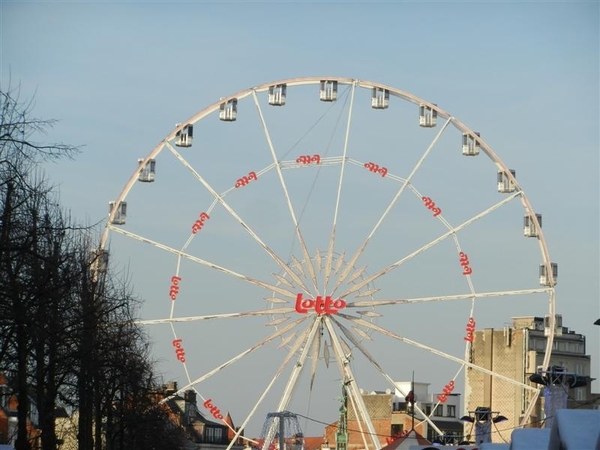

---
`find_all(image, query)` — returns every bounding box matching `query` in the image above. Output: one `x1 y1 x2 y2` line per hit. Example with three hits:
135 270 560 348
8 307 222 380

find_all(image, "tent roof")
380 430 431 450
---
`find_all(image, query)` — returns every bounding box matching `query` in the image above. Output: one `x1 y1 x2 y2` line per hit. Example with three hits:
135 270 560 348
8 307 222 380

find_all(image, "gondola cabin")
219 99 238 121
497 169 517 193
524 213 542 238
539 263 558 287
108 201 127 225
419 104 437 127
175 124 193 147
319 80 338 102
544 314 563 337
371 87 389 109
268 84 287 106
137 158 156 182
462 132 480 156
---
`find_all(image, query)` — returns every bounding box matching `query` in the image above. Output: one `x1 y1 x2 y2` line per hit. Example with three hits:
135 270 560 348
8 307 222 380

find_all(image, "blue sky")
2 0 599 439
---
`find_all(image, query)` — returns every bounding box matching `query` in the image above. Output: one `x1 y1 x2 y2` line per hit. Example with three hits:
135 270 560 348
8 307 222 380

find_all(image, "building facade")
465 316 595 443
0 374 41 449
161 382 246 449
323 382 463 449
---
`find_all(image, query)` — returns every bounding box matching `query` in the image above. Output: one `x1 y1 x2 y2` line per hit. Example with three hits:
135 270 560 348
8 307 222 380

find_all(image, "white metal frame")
100 77 556 445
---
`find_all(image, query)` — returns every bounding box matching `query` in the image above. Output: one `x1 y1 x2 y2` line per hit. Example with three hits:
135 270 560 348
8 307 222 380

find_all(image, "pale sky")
2 0 599 439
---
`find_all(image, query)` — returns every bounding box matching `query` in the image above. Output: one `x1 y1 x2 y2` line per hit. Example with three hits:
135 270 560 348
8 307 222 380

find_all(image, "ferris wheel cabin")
268 84 287 106
137 158 156 182
175 124 193 147
524 213 542 238
497 169 517 193
219 99 238 121
462 132 481 156
108 201 127 225
371 87 389 109
319 80 338 102
539 263 558 287
419 104 437 127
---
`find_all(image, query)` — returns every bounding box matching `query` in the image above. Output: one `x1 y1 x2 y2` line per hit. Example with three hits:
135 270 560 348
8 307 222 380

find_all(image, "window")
433 404 443 416
558 341 567 352
425 404 432 416
206 427 223 443
394 402 408 412
535 338 546 351
446 405 456 417
568 342 578 353
576 389 585 401
427 428 438 443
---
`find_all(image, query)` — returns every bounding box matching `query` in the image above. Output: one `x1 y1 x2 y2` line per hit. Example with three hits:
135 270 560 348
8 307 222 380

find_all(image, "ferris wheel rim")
101 76 553 257
100 76 557 441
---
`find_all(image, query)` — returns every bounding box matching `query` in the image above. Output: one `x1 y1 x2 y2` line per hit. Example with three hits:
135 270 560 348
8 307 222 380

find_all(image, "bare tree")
71 245 185 450
0 83 78 450
0 83 78 171
1 83 184 450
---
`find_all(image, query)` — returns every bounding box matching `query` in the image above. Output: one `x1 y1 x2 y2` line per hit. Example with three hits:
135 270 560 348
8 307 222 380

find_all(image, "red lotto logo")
295 293 346 315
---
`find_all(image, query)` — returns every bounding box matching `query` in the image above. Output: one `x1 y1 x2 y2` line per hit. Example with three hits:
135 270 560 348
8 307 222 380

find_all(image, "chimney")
166 381 178 395
185 389 197 406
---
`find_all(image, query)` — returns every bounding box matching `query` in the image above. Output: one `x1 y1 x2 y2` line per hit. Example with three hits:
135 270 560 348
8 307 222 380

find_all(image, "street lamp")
459 407 507 444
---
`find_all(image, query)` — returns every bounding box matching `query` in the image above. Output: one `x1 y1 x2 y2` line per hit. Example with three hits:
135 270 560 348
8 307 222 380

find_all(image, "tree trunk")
15 322 31 450
94 373 103 450
36 322 58 450
78 303 94 448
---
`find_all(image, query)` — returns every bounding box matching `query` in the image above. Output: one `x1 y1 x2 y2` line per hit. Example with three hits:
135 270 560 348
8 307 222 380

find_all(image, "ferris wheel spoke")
346 287 552 308
337 312 536 392
330 316 445 436
251 91 319 292
230 322 315 450
337 191 522 298
345 391 371 450
259 319 324 450
161 315 310 400
308 321 322 389
324 81 357 293
137 307 296 325
165 142 313 294
332 118 453 295
276 317 323 412
322 316 380 449
107 225 297 299
104 77 556 436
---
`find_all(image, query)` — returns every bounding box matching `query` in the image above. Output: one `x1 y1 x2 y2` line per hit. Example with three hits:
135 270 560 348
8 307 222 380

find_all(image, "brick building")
465 316 595 443
323 383 462 449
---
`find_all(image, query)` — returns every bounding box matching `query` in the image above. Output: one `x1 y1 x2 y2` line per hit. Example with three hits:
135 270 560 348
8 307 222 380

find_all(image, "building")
54 409 79 450
465 316 595 443
390 381 463 444
161 382 246 450
0 373 41 449
323 382 463 449
53 380 245 450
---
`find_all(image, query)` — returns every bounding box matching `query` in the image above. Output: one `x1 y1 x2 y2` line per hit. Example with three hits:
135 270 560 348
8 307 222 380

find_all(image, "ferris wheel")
99 77 557 446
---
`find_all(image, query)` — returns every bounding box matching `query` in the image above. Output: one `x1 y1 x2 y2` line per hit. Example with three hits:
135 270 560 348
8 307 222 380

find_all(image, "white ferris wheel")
99 77 557 446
